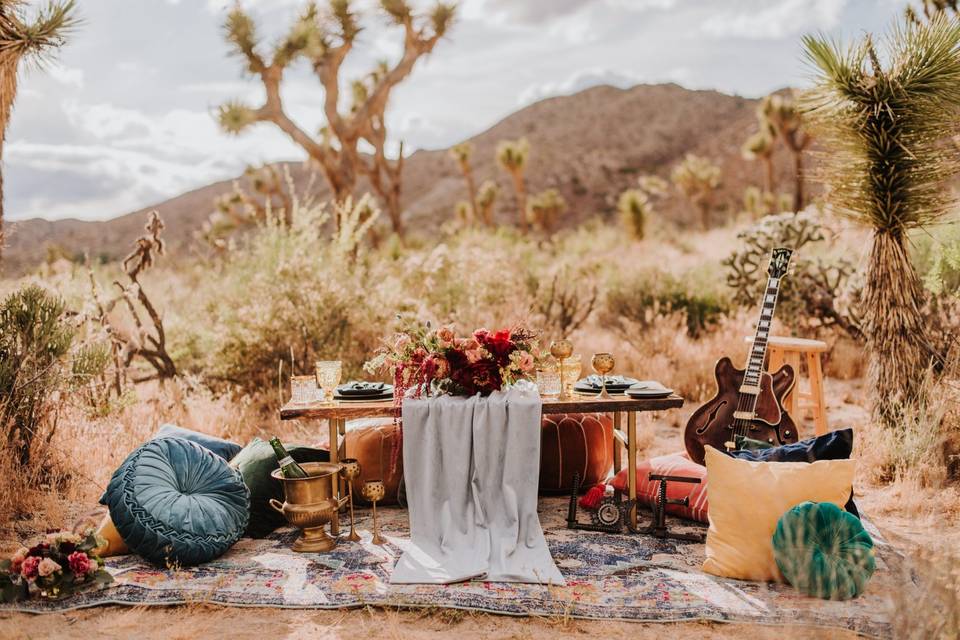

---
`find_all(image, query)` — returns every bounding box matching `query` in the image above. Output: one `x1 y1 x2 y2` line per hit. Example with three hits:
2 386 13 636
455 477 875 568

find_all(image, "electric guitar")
683 248 798 465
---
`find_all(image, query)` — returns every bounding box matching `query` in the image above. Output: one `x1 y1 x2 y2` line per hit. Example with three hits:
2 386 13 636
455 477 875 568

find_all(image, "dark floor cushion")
539 413 613 493
773 501 876 600
154 423 242 461
101 437 250 566
728 428 859 518
231 438 330 538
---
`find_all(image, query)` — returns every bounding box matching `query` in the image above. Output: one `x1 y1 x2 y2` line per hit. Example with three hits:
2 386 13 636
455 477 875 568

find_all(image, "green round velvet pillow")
773 501 875 600
101 437 250 567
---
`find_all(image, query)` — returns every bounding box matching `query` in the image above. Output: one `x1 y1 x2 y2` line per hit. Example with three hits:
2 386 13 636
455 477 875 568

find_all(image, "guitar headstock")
767 247 793 279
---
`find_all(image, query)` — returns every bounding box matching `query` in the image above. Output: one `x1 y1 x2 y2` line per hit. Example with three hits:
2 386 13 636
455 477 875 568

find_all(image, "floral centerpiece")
365 322 538 398
0 530 113 602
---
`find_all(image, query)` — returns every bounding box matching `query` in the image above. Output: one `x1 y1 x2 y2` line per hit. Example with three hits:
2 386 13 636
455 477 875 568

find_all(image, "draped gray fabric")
391 383 565 585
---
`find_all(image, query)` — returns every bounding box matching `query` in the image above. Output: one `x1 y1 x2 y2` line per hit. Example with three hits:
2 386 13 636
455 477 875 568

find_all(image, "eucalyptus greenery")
801 14 960 427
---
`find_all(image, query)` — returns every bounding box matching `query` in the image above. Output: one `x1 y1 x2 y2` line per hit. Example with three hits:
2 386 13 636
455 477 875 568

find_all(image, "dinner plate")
333 393 394 403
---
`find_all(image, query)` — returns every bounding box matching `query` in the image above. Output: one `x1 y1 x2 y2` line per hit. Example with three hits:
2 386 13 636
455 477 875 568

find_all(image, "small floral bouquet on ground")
365 321 538 398
0 530 113 602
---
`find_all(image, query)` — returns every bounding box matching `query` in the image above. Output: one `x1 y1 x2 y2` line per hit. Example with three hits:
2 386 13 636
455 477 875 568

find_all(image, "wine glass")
591 352 615 399
549 340 574 400
361 480 387 545
315 361 342 406
561 354 582 397
339 459 362 542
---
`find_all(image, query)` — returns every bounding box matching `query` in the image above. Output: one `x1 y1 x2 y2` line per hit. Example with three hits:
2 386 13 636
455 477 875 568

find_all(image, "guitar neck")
742 276 781 389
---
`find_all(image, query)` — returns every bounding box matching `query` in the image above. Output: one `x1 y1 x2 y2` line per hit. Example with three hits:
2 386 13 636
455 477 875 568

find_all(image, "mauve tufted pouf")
100 437 250 567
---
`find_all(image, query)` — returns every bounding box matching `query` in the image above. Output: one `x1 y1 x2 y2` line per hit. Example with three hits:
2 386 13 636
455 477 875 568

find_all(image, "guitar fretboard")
743 277 781 387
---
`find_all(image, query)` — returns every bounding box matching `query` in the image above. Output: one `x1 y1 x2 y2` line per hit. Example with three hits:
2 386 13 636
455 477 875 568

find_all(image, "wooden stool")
744 336 829 436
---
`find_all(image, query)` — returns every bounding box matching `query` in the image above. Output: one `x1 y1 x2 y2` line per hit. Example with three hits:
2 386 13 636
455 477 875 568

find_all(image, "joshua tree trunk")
863 229 931 427
763 156 775 195
464 170 478 225
792 150 804 212
509 169 527 231
0 57 17 261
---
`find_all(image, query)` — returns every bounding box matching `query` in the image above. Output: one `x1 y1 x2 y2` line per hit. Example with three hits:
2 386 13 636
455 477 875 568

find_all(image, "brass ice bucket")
269 462 347 552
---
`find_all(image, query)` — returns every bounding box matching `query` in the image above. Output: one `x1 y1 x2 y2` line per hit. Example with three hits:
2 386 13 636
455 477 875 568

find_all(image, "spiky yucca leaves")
670 153 721 230
637 174 668 197
526 188 565 232
801 15 960 428
617 188 651 240
496 138 530 231
449 142 479 225
0 0 77 261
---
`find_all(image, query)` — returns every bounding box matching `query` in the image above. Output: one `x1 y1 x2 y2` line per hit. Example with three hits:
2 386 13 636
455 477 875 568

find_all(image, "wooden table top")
280 393 684 420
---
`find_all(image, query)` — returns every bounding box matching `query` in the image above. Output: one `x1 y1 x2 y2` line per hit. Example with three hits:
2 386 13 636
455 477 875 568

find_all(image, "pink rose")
68 551 94 576
465 348 484 363
436 326 455 348
20 556 40 580
516 350 535 372
10 547 28 573
38 557 61 578
457 338 479 351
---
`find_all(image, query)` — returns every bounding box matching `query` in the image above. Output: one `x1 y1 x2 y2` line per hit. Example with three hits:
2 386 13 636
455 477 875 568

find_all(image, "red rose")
20 556 40 580
456 359 502 396
67 551 94 575
480 329 514 366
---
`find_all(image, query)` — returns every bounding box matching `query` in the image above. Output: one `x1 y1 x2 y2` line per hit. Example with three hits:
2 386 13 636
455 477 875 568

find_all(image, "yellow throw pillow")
702 445 856 582
93 513 129 557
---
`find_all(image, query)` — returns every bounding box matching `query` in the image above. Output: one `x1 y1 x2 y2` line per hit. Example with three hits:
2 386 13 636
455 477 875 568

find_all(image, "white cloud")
701 0 848 40
46 64 84 89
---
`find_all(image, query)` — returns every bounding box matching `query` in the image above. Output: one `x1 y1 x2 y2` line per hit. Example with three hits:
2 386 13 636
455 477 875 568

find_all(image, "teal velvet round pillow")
773 501 875 600
101 437 250 567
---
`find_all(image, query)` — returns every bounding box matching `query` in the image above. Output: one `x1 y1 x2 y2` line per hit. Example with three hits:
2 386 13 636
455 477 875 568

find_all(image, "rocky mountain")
3 83 805 275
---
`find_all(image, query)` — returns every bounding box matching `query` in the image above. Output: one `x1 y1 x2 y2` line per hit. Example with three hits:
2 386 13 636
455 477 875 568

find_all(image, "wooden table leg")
627 411 637 529
329 417 340 536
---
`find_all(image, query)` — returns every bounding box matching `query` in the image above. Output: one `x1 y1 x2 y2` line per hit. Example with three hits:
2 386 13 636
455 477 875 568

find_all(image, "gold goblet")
339 458 362 542
549 340 574 400
315 360 342 406
361 479 387 545
591 352 615 399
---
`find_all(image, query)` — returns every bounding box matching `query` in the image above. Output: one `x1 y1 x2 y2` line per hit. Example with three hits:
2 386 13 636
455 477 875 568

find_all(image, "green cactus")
526 188 566 232
617 188 652 240
670 154 722 230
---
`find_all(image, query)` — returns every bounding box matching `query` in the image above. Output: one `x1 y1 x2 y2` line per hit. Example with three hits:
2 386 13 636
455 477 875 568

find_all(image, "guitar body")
684 357 798 465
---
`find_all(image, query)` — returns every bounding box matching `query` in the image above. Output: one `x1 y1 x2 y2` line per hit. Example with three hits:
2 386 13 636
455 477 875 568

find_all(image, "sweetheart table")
280 392 684 536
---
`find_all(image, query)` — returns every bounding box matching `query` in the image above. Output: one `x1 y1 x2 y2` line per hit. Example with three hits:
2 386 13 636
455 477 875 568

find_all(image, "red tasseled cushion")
609 452 709 523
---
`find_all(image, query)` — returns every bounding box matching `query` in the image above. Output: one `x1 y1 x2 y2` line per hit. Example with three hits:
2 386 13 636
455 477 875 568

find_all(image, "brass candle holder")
591 352 616 399
339 458 362 542
549 340 574 400
361 479 387 545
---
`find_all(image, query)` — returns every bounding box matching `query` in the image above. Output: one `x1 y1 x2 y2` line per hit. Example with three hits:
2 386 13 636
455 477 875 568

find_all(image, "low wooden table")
280 394 685 531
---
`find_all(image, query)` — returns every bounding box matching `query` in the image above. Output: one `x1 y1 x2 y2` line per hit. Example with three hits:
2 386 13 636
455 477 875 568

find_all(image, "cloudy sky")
6 0 908 222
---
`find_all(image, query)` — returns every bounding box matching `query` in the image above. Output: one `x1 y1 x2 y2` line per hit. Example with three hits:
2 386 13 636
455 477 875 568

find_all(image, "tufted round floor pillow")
100 437 250 567
773 501 875 600
539 413 613 493
342 420 404 505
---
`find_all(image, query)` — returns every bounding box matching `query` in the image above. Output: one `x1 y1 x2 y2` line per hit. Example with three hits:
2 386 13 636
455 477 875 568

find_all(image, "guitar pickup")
738 384 761 395
733 411 756 421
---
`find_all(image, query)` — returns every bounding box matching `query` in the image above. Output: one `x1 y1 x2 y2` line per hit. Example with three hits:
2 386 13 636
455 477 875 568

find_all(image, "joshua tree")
496 138 530 231
449 141 478 224
617 188 652 240
906 0 958 23
203 164 295 249
218 1 455 237
0 0 77 260
637 174 668 197
759 94 812 212
526 188 565 233
476 179 499 227
670 153 721 230
802 15 960 427
741 128 776 194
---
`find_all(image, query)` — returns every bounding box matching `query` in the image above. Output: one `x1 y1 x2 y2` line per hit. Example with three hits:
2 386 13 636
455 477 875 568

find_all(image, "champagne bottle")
269 437 308 478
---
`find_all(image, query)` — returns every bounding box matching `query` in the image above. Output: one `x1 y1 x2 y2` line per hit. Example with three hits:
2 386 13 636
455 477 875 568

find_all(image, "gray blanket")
391 383 565 585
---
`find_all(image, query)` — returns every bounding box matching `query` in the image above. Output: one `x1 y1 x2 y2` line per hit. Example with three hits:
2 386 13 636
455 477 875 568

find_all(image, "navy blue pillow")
154 423 242 461
728 428 859 518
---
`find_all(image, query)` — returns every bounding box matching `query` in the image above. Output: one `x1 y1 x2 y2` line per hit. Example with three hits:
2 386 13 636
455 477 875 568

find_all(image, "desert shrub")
185 198 394 396
603 267 732 338
723 210 862 338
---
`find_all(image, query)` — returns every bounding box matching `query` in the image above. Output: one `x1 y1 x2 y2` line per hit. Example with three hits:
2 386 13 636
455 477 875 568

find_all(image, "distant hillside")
3 83 806 275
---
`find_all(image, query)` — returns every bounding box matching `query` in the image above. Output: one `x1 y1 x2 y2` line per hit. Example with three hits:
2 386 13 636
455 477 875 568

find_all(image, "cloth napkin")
391 382 564 585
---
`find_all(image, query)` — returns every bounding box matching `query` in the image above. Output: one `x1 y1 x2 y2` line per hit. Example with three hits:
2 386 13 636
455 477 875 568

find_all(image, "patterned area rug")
2 498 903 638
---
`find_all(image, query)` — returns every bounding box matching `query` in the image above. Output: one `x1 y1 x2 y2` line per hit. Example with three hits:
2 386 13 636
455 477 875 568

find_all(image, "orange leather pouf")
539 413 614 493
341 420 404 505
